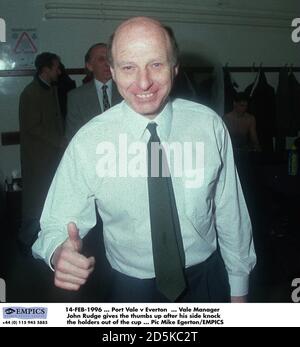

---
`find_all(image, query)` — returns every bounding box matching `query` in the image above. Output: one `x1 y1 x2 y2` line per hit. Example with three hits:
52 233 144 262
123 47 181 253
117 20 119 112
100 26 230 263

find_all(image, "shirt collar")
122 99 173 142
94 78 112 91
36 75 51 89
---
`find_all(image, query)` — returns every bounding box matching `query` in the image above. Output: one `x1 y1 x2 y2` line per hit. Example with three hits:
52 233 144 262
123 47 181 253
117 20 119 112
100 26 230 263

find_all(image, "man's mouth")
136 93 154 99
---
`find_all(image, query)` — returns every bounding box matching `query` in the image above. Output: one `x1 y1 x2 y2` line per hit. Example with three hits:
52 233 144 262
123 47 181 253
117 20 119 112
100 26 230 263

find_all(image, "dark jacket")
19 77 64 223
244 71 276 153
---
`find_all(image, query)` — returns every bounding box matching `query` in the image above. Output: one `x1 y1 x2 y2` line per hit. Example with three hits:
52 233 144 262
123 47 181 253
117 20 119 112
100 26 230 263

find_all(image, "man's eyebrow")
117 61 136 66
116 57 167 65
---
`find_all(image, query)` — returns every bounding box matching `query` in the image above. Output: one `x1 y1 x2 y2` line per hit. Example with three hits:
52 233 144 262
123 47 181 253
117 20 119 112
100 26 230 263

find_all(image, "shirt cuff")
228 274 249 297
32 233 67 271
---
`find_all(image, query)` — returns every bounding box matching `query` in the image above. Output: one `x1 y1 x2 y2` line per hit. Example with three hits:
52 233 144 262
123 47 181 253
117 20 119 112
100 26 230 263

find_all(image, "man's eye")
122 66 134 71
152 63 162 68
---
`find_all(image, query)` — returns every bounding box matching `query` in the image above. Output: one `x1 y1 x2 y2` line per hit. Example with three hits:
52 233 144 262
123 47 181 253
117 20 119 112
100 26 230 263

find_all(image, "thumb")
66 222 82 252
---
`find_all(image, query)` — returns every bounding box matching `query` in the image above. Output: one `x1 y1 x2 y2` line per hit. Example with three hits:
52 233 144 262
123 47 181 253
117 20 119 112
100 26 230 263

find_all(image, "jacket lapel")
111 81 123 106
85 80 102 115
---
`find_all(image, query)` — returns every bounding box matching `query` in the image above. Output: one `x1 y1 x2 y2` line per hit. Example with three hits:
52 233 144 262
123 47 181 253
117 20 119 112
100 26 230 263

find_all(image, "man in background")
19 52 65 253
65 43 122 141
224 92 261 152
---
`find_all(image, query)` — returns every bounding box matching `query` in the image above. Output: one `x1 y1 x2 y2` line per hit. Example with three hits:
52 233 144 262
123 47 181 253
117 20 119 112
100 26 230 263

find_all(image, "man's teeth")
136 93 153 98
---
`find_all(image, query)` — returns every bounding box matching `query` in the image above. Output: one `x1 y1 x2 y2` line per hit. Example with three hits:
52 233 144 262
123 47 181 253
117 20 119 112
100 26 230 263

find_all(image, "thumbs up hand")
63 222 82 252
51 222 95 291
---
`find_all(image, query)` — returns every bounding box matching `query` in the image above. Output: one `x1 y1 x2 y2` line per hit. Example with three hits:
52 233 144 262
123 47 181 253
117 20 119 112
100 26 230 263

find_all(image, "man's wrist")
231 295 248 303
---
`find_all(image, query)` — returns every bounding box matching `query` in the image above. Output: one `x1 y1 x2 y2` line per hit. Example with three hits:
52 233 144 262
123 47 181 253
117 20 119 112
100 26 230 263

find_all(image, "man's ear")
174 64 179 77
86 62 93 73
110 66 116 81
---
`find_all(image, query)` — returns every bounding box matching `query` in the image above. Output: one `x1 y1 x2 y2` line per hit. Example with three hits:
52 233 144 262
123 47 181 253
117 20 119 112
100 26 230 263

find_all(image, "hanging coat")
288 72 300 134
244 71 276 153
223 67 238 115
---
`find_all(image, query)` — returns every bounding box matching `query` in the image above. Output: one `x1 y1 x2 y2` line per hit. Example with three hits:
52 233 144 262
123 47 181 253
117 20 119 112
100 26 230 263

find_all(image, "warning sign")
11 28 38 68
14 31 37 54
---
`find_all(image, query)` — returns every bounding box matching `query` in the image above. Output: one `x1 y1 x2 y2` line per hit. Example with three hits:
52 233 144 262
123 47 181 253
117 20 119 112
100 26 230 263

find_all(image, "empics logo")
0 18 6 42
2 307 48 319
291 18 300 43
0 278 6 302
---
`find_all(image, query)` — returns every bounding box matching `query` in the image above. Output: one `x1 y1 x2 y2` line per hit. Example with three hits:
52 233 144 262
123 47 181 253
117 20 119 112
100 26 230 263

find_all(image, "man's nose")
137 69 153 90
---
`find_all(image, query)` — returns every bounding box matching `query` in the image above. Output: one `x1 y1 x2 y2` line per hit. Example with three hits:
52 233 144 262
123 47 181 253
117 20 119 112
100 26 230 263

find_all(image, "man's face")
86 45 112 83
47 59 61 82
234 100 248 115
110 20 178 118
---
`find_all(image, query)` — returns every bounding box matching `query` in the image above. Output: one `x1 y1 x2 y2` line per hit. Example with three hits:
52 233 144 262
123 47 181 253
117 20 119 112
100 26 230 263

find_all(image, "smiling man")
32 17 256 303
108 19 178 118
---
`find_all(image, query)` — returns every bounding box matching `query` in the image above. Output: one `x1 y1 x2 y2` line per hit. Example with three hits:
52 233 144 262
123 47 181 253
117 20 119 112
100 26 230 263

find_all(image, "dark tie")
147 122 186 301
102 85 110 111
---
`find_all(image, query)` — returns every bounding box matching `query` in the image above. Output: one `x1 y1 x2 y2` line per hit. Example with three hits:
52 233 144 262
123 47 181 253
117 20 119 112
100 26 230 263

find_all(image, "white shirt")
32 98 256 297
94 79 112 111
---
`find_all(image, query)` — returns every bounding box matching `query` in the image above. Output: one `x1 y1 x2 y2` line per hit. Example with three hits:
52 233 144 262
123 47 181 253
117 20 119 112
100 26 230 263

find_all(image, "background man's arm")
249 115 261 151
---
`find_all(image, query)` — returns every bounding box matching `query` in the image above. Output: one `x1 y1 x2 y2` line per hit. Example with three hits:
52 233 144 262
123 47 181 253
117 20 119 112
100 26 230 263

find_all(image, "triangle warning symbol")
14 32 37 53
